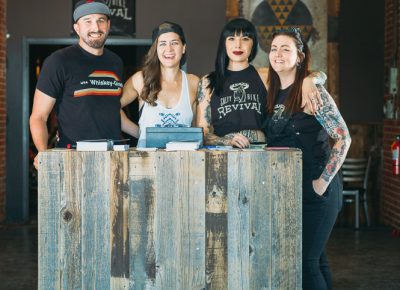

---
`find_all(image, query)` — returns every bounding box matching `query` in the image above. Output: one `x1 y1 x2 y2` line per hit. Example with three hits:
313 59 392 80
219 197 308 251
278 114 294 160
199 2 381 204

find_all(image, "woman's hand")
301 77 322 114
230 133 250 148
312 178 329 196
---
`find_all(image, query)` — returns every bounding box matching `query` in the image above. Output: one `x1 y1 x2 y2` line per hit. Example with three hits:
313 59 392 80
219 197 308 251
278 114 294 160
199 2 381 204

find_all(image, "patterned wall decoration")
240 0 327 72
252 0 316 52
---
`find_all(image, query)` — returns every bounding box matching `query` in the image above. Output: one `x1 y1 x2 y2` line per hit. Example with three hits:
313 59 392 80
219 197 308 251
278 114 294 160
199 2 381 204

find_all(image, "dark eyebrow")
271 44 290 48
81 15 107 21
158 39 180 43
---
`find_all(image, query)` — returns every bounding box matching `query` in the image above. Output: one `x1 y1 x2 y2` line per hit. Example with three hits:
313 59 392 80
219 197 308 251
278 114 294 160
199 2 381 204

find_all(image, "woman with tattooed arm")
264 28 351 290
196 18 326 148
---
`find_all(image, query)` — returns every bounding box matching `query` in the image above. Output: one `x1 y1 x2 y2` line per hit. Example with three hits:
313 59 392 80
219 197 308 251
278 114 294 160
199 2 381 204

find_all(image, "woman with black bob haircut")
210 18 258 98
196 18 326 148
265 27 351 290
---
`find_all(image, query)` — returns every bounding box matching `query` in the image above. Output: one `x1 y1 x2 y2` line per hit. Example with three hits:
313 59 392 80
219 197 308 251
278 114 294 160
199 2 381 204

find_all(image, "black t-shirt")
210 65 267 136
36 44 124 147
265 85 333 202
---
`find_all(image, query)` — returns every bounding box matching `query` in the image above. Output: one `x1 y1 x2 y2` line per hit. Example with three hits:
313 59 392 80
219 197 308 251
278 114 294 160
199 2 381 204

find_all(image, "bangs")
223 28 255 40
222 18 257 40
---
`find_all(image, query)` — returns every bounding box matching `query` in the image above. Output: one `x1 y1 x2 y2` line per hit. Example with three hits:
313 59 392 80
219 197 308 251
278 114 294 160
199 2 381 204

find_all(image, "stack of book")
76 139 130 151
165 140 201 151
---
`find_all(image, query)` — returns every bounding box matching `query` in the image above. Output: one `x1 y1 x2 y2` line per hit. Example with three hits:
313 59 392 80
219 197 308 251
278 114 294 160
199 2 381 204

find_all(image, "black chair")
342 154 372 229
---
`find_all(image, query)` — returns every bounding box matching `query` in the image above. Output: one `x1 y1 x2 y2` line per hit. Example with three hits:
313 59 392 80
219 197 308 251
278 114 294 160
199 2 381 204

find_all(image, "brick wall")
0 0 6 222
382 0 400 230
382 120 400 230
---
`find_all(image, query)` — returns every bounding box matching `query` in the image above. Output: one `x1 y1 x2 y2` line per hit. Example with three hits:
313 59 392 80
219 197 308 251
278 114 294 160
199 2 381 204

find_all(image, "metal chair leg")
363 198 370 226
355 192 360 229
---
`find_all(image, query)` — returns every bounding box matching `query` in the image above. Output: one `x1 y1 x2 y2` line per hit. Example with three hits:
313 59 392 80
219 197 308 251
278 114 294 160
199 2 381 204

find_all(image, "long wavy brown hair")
267 28 312 115
140 42 161 106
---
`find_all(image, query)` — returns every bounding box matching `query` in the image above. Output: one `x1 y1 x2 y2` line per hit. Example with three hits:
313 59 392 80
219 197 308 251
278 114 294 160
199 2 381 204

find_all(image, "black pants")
302 176 342 290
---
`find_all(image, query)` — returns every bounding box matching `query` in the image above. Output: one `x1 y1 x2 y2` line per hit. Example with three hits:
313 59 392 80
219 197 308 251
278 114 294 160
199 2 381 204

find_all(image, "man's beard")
82 31 108 49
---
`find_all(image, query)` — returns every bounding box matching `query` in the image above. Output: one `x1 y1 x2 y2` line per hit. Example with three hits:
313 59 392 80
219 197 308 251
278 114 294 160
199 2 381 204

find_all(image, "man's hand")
33 155 39 170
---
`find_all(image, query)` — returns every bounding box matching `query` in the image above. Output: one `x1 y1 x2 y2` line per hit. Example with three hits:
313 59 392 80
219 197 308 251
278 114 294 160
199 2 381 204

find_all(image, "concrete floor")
0 223 399 290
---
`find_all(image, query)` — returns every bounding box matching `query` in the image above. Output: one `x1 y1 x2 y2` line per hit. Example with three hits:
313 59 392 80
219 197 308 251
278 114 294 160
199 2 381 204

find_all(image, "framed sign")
72 0 135 36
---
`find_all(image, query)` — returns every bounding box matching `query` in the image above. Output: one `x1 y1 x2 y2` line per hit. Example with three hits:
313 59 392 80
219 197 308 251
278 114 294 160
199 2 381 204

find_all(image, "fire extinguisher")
392 135 400 175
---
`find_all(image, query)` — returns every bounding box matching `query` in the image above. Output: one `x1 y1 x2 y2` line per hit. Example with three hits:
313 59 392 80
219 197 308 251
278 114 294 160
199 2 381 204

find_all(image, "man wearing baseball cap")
30 0 125 168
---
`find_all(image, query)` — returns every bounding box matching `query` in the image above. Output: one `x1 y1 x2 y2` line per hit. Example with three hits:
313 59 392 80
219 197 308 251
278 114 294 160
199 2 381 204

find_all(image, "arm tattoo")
310 71 327 85
205 103 211 128
205 130 265 146
196 78 207 103
205 132 235 146
315 85 351 183
240 129 266 143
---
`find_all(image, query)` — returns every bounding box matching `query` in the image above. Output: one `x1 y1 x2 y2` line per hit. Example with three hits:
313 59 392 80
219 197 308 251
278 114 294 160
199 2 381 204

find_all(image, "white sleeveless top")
137 70 193 147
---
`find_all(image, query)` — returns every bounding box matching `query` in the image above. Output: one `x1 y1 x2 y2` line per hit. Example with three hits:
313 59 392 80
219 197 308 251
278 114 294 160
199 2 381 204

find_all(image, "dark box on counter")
146 127 203 148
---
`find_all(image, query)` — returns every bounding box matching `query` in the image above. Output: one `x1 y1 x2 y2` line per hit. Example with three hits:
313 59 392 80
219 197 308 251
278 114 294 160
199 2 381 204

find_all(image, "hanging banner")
72 0 135 36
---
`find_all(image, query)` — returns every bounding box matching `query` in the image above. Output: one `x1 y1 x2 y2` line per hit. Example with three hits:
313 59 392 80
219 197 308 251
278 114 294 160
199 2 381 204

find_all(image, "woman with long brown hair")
121 21 199 147
265 27 351 290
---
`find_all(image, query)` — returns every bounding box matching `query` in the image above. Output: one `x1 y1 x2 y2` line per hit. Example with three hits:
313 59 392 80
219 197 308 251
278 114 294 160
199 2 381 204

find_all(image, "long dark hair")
207 18 258 97
140 22 187 106
267 28 311 115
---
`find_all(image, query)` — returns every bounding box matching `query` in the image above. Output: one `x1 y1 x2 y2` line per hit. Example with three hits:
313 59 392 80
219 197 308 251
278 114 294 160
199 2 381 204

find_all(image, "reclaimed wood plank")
110 152 130 289
58 151 82 290
80 152 111 289
249 151 271 290
290 151 302 289
154 151 206 289
182 151 206 289
227 151 250 290
38 151 64 290
205 151 228 290
270 150 302 290
129 151 157 289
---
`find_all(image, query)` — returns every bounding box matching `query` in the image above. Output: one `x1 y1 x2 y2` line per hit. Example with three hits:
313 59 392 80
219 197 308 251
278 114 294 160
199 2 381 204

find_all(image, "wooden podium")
38 149 302 290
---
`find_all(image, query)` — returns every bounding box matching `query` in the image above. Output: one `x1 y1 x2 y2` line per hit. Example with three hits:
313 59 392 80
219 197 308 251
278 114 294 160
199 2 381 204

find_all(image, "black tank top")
210 65 267 136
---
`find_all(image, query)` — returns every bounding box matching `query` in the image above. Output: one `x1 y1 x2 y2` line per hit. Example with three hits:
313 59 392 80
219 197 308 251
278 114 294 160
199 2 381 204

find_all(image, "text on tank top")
210 65 267 137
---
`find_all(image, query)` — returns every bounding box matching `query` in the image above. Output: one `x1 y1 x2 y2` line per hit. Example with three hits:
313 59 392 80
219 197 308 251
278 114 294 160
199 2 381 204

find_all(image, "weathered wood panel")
247 151 272 290
269 151 302 289
205 152 228 289
80 152 111 288
110 152 130 289
39 151 129 290
38 152 63 290
154 151 206 289
227 152 250 290
128 151 157 289
39 149 302 290
59 152 82 290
